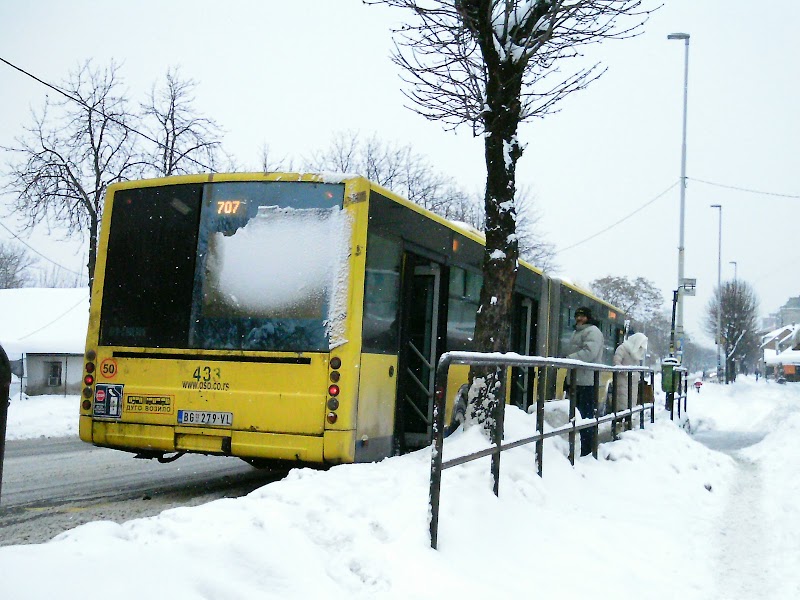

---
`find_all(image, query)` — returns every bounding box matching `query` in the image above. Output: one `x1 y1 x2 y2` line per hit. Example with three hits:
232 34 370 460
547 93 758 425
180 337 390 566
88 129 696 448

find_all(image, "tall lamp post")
711 204 723 383
668 32 690 361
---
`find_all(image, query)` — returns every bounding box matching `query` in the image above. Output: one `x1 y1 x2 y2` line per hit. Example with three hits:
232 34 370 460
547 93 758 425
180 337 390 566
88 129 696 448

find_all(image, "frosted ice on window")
203 205 351 348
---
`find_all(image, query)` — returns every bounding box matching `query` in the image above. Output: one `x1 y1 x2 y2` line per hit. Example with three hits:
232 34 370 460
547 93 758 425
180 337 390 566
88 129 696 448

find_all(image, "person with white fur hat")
613 332 648 417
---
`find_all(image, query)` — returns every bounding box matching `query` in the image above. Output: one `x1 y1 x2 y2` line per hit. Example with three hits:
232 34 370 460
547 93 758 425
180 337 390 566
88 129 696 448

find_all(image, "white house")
762 323 800 382
0 288 90 395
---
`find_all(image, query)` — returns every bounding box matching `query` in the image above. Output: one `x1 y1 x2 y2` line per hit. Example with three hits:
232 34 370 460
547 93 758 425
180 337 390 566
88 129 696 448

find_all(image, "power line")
16 292 90 341
559 181 679 253
0 55 216 172
688 177 800 199
753 254 800 284
0 220 84 276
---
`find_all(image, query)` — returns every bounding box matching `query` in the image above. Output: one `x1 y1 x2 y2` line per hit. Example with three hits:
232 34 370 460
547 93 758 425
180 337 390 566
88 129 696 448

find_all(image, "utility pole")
711 204 723 382
668 32 691 362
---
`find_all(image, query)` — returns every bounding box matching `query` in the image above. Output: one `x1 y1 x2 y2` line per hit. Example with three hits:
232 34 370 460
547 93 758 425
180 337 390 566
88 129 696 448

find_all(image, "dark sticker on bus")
125 395 173 414
94 383 124 418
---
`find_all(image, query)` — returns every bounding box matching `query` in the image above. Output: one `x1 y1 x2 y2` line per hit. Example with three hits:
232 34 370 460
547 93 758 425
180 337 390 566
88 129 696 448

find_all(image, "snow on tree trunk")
468 58 523 438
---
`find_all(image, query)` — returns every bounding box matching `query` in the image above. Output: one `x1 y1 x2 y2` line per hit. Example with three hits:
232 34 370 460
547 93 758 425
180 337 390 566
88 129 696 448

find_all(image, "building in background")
0 288 89 396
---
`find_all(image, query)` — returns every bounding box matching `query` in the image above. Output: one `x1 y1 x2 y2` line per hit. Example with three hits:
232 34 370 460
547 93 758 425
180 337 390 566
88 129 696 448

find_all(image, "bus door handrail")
428 351 658 550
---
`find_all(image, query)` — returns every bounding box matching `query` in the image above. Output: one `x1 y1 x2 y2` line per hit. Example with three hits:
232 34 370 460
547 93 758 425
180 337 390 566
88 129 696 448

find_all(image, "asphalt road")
0 436 284 546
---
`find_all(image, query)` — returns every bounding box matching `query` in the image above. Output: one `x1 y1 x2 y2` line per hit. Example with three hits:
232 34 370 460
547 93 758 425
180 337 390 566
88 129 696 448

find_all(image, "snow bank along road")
0 436 283 546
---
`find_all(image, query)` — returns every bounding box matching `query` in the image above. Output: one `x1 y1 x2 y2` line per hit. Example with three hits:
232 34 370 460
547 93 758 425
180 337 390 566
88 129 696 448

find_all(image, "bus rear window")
99 181 347 352
189 181 347 352
99 184 203 348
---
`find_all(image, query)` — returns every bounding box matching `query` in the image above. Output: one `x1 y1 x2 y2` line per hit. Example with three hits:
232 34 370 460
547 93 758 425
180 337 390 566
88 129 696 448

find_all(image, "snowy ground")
1 376 799 599
3 376 79 440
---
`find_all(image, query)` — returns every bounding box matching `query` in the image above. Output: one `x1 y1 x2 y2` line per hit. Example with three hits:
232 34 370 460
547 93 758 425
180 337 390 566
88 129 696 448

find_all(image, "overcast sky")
1 1 798 345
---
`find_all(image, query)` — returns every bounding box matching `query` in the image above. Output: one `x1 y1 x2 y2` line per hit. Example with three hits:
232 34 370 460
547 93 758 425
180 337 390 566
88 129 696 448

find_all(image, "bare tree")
590 275 663 323
36 263 85 288
310 130 558 271
259 143 293 173
306 131 455 208
704 280 760 382
640 309 671 365
516 186 557 271
373 0 652 430
0 241 37 288
141 67 223 176
2 61 141 288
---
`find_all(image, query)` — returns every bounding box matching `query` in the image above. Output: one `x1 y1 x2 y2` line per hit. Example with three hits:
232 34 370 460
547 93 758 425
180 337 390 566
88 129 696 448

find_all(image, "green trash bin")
661 358 679 393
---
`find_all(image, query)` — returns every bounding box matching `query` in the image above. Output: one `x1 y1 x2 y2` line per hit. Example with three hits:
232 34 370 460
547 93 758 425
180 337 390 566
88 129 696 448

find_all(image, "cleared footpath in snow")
690 377 800 599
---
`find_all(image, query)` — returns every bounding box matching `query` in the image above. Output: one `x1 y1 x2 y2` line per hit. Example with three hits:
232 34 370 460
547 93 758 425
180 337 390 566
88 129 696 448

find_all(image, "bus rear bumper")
79 417 355 464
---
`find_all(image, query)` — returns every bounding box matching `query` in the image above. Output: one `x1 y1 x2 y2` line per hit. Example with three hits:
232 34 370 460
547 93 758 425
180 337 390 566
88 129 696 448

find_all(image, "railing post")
0 343 11 506
592 370 600 459
667 392 675 421
626 371 634 432
638 372 645 430
428 353 451 550
650 371 656 424
568 369 577 466
491 367 505 497
611 369 619 439
535 366 544 477
676 371 682 419
683 374 688 413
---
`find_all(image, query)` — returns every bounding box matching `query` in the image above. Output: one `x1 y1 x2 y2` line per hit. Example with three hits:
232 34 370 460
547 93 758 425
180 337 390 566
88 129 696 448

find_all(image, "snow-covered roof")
765 348 800 366
761 324 800 351
0 288 90 359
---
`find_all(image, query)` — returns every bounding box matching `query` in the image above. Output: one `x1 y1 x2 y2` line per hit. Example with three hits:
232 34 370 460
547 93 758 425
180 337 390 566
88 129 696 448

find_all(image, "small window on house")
47 362 63 387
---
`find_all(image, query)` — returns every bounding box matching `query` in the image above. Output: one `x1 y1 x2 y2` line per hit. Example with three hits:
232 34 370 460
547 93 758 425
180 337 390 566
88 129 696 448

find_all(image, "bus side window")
362 235 402 353
447 267 481 351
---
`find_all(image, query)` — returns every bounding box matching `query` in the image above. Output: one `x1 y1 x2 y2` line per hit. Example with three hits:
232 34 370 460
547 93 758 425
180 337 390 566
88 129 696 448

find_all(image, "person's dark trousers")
575 385 596 457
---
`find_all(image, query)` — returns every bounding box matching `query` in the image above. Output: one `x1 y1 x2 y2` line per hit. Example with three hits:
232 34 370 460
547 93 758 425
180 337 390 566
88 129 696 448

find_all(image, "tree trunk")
468 60 523 436
87 215 98 292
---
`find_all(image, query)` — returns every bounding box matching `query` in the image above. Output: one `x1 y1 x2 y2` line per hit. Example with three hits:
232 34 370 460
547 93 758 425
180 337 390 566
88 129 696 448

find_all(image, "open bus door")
396 257 442 452
511 296 537 411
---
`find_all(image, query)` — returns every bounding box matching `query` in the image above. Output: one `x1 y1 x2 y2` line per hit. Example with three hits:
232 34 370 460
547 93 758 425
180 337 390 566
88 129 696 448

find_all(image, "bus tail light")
330 356 342 369
326 412 338 424
85 350 96 375
83 349 96 411
327 398 339 411
328 384 340 397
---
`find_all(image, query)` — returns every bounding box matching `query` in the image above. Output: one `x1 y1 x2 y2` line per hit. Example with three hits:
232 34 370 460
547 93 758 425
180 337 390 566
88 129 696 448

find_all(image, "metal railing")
428 351 656 550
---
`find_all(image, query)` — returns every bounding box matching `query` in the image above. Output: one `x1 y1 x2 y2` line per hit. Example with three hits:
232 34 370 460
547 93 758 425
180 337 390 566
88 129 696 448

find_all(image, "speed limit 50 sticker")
99 358 118 379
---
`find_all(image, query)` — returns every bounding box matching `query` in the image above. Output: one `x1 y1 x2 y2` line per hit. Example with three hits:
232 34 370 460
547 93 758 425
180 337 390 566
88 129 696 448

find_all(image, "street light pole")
711 204 723 383
668 32 690 362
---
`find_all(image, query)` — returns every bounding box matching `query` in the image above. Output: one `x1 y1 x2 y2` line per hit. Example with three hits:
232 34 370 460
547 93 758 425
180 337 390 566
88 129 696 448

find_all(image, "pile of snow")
2 377 799 598
3 388 78 440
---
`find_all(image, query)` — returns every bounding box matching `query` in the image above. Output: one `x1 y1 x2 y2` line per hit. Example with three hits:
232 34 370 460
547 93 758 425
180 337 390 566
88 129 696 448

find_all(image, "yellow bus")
79 173 624 467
